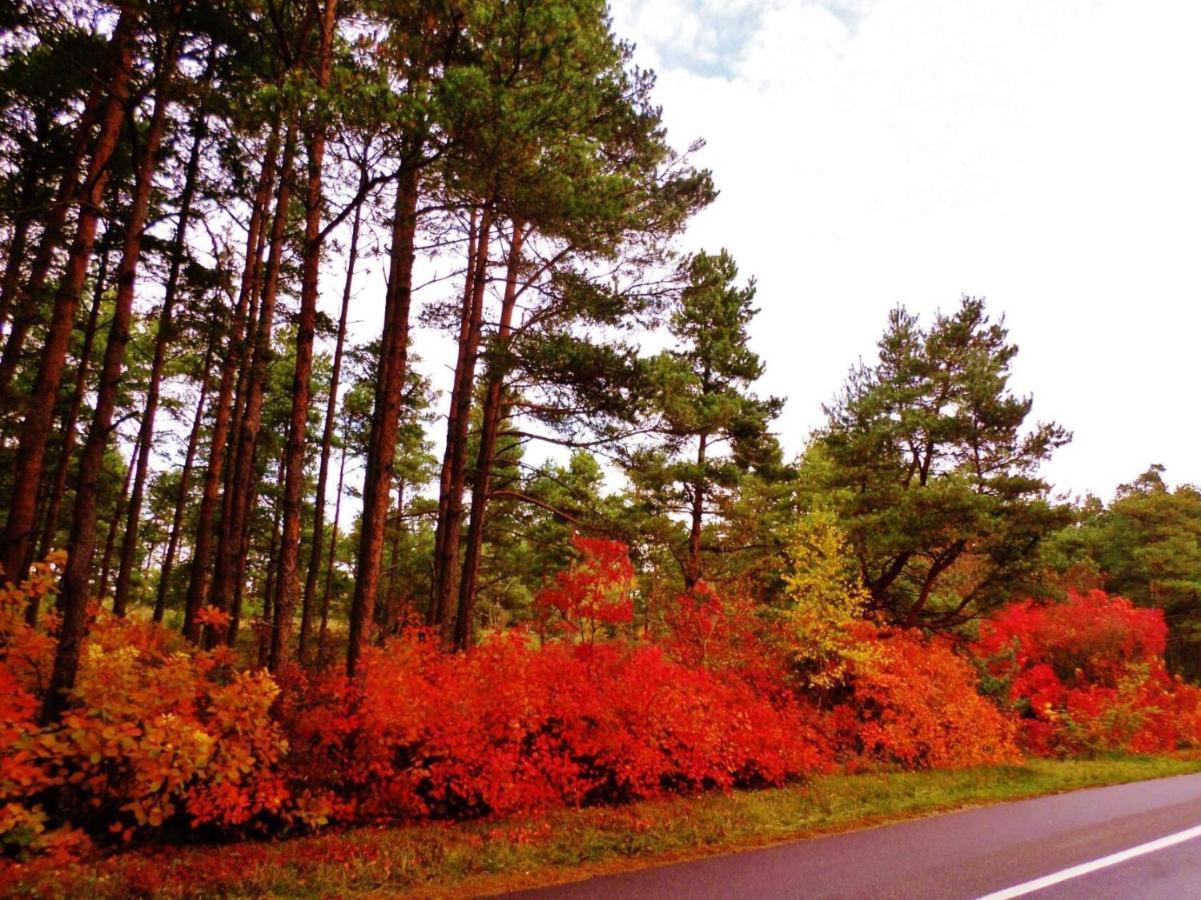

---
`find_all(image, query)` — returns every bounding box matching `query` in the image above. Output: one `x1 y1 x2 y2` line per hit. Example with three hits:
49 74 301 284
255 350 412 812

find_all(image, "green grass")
11 755 1201 898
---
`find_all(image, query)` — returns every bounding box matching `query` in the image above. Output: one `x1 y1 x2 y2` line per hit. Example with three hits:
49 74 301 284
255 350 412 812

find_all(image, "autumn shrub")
0 555 87 862
283 540 829 823
284 629 830 824
827 623 1019 769
534 536 635 642
973 590 1201 754
776 508 876 689
0 568 296 853
665 583 796 699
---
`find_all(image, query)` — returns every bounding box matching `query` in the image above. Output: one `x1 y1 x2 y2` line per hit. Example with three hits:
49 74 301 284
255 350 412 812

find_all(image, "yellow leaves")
778 508 879 688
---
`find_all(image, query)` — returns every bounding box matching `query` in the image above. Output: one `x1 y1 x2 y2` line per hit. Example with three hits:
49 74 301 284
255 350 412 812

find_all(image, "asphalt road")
513 773 1201 899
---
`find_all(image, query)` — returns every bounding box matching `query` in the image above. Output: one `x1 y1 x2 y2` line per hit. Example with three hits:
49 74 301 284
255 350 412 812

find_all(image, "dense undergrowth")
4 539 1201 887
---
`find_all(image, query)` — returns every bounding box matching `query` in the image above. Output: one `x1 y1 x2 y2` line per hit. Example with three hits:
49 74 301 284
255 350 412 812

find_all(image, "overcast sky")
604 0 1201 500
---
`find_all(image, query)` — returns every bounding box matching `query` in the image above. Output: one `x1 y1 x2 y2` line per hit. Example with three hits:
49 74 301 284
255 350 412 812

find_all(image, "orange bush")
828 624 1018 769
0 575 295 849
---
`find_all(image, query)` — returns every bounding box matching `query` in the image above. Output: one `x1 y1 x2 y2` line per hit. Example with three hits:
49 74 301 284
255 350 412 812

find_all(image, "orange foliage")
828 624 1019 769
1 570 295 855
9 542 1201 870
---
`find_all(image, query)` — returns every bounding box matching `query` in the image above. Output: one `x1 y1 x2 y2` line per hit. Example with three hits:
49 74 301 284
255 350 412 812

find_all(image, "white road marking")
977 823 1201 899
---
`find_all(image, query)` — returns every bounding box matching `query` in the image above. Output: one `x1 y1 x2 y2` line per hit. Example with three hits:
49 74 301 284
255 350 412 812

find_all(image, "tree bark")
271 0 339 672
95 440 138 602
428 209 477 621
258 458 286 666
430 208 492 636
34 244 110 570
2 10 135 590
299 159 362 663
0 136 43 334
319 439 347 648
182 118 284 640
154 322 217 622
209 119 298 631
454 220 524 650
347 162 420 677
685 431 708 590
44 18 180 721
113 96 210 616
0 83 102 406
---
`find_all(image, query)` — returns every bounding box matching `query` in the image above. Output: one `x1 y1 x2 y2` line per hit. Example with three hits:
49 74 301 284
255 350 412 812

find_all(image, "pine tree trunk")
428 210 478 622
348 162 421 677
0 142 43 334
44 20 180 720
430 209 493 638
685 431 708 590
271 0 339 672
258 459 286 665
95 442 138 602
0 83 102 405
381 478 406 636
182 119 283 640
2 10 135 590
299 164 362 663
34 244 110 569
319 439 347 649
153 323 217 623
210 119 298 630
113 98 209 616
454 221 524 650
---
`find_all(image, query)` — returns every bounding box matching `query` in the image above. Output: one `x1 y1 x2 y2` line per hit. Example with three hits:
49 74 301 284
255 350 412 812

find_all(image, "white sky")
605 0 1201 500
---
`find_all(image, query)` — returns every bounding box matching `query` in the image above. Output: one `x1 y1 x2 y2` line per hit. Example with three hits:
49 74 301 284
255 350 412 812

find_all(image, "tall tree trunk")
44 20 179 721
182 118 283 640
210 119 298 631
0 135 44 333
454 220 524 650
2 10 135 590
34 243 111 569
271 0 339 672
25 246 109 628
685 431 708 590
428 209 477 621
299 164 362 663
319 439 347 648
348 162 421 677
154 323 217 623
113 96 210 615
96 441 138 602
430 208 493 638
0 83 102 405
258 461 286 667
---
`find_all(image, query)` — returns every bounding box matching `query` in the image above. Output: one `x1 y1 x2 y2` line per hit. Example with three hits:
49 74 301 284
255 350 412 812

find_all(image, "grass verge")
7 755 1201 898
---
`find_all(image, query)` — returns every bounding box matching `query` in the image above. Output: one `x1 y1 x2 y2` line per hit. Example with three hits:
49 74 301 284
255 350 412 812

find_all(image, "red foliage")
974 590 1166 686
282 629 830 822
11 540 1201 869
534 536 634 642
665 584 795 698
973 590 1201 754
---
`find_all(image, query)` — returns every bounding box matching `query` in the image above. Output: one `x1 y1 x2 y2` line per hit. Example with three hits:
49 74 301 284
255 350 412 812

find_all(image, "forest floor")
8 755 1201 898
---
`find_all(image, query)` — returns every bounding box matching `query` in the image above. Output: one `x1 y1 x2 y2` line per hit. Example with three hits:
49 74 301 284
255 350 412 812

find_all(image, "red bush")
283 630 830 822
973 591 1201 754
534 536 635 642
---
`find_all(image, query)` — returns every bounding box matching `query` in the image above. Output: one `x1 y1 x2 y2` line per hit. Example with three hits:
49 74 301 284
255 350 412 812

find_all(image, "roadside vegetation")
7 756 1199 898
